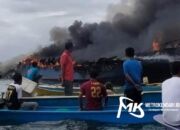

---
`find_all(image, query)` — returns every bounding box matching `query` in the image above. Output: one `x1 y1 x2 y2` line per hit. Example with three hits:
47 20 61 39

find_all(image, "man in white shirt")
6 72 38 110
162 62 180 126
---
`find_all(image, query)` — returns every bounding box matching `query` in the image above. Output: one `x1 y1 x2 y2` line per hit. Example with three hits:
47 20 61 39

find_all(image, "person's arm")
17 86 23 104
60 55 67 83
140 61 143 84
125 74 138 87
104 95 108 107
16 85 22 99
79 84 85 110
61 66 65 82
125 73 141 91
102 85 108 107
123 63 139 90
34 68 42 83
79 92 84 110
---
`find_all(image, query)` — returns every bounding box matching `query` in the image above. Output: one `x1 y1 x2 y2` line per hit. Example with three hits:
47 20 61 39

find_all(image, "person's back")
162 74 180 126
79 69 107 110
123 59 142 90
60 50 74 81
6 72 38 110
123 47 143 105
5 83 22 109
27 67 38 80
26 62 41 83
80 80 107 110
60 41 74 96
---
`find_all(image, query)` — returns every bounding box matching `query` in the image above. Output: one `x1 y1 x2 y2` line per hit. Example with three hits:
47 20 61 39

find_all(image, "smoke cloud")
35 27 70 57
37 0 180 61
0 55 27 77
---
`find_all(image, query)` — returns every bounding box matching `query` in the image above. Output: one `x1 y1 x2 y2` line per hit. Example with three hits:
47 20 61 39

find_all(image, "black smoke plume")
37 0 180 61
35 27 69 57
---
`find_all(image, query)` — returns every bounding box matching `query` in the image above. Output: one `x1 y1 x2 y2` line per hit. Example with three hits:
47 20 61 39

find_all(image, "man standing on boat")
123 47 143 104
79 69 108 110
60 40 74 96
162 62 180 126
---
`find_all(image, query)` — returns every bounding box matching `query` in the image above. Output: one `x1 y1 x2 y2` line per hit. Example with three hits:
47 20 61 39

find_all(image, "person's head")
12 72 22 85
32 61 38 67
65 40 73 52
89 69 99 79
105 82 113 91
125 47 135 58
171 62 180 76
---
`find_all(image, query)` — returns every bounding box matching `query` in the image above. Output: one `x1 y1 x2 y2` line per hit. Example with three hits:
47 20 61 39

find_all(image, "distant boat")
19 58 177 85
34 84 161 96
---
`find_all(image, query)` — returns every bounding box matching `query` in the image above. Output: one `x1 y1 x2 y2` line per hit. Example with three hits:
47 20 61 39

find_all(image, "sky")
0 0 119 62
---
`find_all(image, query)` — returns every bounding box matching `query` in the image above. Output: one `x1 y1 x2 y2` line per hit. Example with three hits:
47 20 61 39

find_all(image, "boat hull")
34 84 161 96
0 92 162 125
0 106 161 125
22 91 162 106
34 87 80 96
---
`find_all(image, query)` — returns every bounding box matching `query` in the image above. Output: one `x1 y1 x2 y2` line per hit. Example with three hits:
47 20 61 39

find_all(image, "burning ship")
18 39 180 86
14 0 180 86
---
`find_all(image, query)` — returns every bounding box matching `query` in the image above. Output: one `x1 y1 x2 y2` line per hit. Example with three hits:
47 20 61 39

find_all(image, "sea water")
0 120 165 130
0 79 166 130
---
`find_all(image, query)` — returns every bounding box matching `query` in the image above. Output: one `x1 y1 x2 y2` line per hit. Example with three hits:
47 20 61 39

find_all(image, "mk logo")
117 97 145 119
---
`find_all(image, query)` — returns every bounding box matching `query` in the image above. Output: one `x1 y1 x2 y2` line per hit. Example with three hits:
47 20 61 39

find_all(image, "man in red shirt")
60 41 74 96
79 69 108 110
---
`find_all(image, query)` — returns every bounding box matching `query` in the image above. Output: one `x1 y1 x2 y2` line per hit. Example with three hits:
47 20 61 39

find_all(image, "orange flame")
152 40 160 52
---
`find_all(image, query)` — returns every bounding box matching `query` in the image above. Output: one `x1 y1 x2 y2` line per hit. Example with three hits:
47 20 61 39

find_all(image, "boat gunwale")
0 107 161 113
21 91 161 99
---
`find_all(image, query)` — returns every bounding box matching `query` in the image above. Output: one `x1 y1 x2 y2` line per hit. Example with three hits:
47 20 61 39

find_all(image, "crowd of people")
59 41 143 109
1 40 179 127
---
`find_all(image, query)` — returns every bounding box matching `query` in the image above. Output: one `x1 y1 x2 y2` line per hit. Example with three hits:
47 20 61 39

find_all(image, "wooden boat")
34 85 80 96
0 92 162 125
21 70 162 97
0 106 161 125
34 84 161 96
21 78 80 96
22 91 162 106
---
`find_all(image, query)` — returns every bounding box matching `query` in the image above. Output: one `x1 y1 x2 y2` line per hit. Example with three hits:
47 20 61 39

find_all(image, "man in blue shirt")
123 47 143 104
26 62 42 83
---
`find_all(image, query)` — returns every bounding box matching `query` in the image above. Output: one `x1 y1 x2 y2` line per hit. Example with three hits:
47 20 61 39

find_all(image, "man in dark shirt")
79 69 108 110
123 47 143 104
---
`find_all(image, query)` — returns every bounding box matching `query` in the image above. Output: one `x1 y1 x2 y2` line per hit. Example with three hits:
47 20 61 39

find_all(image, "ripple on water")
0 120 166 130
